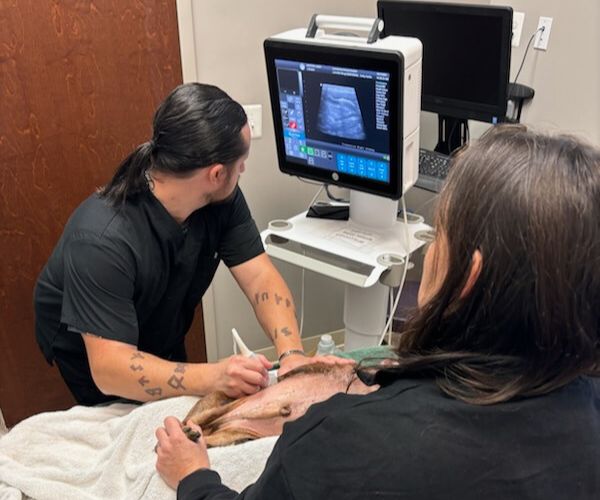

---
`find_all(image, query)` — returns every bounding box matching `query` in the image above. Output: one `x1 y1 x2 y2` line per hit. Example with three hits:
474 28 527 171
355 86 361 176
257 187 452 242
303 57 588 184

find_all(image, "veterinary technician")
156 125 600 499
34 83 314 406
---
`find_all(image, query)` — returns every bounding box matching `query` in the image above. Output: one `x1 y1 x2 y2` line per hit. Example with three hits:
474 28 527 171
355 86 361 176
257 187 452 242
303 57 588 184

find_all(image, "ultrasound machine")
261 15 430 350
260 5 512 350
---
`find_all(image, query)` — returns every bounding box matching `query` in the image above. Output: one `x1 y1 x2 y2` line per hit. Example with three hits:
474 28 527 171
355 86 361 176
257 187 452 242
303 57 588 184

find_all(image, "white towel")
0 396 277 500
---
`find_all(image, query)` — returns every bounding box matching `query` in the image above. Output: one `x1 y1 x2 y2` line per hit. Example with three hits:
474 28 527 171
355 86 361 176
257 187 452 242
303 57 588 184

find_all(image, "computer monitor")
378 1 512 152
264 38 416 200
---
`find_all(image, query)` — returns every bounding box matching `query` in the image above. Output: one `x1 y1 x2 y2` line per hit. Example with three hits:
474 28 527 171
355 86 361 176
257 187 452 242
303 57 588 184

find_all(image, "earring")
145 170 155 191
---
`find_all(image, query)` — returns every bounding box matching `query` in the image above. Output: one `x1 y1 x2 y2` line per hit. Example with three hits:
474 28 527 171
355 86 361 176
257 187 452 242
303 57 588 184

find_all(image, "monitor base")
435 115 469 155
261 190 432 350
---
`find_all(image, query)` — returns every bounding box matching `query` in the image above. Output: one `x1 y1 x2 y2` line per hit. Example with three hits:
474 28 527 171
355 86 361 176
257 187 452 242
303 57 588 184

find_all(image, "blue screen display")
275 59 391 184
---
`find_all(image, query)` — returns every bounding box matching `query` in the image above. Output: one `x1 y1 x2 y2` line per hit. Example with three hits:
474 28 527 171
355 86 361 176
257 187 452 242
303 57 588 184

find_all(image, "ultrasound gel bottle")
316 334 337 356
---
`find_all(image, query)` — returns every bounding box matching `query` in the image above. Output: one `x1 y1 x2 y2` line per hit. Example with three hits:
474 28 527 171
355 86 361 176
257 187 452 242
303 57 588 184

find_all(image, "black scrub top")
34 187 264 392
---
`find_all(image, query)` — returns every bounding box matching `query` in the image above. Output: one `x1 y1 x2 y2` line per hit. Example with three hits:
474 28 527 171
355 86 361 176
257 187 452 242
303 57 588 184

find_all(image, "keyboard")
415 148 451 193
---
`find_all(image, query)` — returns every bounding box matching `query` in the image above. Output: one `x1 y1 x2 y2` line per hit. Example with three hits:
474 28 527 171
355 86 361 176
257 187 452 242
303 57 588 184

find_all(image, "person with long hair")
34 83 334 407
155 124 600 499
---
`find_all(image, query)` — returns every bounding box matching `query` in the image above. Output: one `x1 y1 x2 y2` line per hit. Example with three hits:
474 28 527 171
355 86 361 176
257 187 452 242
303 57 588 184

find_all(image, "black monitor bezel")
264 39 405 200
378 0 512 123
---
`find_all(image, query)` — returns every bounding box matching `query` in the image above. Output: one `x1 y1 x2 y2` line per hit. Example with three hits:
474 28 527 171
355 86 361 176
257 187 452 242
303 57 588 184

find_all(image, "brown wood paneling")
186 305 207 363
0 0 205 427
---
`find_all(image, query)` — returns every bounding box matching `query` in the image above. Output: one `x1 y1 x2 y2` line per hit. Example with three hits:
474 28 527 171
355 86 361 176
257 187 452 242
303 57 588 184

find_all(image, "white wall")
492 0 600 142
420 0 600 145
178 0 380 359
177 0 600 360
409 0 600 229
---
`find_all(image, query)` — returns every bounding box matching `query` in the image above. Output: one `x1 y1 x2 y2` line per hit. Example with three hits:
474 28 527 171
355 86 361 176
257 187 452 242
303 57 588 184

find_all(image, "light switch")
243 104 262 139
512 12 525 47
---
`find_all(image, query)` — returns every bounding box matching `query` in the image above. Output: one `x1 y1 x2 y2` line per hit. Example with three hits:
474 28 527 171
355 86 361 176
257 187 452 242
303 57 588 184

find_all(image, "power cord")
325 184 349 203
298 183 410 346
513 26 545 84
299 266 306 336
387 287 394 345
308 184 325 207
298 183 326 336
378 196 411 346
297 177 350 204
296 177 323 187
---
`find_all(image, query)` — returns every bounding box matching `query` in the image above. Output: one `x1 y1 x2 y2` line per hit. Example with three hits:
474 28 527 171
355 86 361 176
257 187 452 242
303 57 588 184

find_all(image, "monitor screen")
276 60 391 182
378 1 512 123
264 40 405 199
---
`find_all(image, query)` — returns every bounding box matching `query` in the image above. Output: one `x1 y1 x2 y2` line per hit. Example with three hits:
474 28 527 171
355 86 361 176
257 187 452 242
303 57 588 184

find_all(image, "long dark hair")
99 83 248 204
364 124 600 404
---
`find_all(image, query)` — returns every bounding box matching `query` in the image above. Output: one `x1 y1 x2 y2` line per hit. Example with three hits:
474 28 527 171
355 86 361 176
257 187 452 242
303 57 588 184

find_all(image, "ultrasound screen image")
272 58 392 186
317 84 366 140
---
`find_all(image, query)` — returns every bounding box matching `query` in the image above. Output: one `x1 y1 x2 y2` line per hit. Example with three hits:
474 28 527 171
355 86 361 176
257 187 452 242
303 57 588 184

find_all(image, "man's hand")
278 353 355 376
214 354 272 398
155 417 209 490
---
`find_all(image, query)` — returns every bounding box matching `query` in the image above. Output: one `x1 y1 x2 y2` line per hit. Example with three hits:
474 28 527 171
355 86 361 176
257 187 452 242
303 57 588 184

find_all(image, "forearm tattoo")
272 326 292 340
128 352 188 397
167 363 187 390
255 291 292 309
253 290 296 341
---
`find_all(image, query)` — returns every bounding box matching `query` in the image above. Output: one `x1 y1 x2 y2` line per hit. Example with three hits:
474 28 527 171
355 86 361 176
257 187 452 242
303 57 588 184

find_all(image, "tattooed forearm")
274 293 292 307
130 354 160 395
128 352 187 398
167 375 186 390
131 352 148 389
255 292 269 304
129 351 145 372
167 363 187 391
255 291 292 308
272 326 293 340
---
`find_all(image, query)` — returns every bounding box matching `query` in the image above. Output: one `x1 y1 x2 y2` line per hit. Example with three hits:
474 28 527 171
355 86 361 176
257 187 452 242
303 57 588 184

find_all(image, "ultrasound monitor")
264 34 422 200
275 60 391 184
262 19 425 352
378 1 512 153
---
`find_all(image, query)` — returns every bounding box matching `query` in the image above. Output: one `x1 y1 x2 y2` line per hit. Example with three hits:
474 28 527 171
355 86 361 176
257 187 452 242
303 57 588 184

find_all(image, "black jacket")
178 376 600 499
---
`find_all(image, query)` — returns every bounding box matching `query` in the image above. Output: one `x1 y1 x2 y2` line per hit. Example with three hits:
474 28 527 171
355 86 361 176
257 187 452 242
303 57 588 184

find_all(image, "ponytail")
98 141 153 205
99 83 248 206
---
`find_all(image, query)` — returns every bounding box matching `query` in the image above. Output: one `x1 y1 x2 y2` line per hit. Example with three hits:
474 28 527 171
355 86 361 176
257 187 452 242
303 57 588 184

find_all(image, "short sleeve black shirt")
34 187 263 390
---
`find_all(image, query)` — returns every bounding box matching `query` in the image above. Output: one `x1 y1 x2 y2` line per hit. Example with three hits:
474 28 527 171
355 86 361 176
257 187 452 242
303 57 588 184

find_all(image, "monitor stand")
261 190 433 351
343 190 399 351
434 115 469 155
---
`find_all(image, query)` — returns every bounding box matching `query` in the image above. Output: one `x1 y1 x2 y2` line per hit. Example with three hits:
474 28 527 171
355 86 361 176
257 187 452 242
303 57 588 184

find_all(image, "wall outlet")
534 16 553 50
512 11 525 47
242 104 262 139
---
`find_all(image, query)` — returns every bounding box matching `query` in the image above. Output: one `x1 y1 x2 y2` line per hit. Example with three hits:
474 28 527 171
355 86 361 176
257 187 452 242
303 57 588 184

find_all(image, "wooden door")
0 0 205 427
